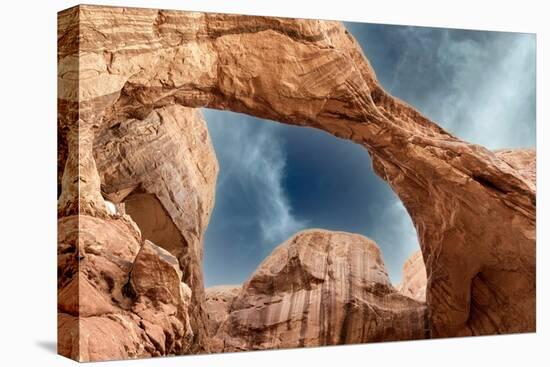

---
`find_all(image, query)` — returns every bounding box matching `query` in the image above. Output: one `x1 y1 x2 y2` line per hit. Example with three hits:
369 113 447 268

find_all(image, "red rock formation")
205 285 241 352
206 230 428 352
495 149 536 187
57 216 193 361
58 4 536 360
93 105 218 353
398 250 427 302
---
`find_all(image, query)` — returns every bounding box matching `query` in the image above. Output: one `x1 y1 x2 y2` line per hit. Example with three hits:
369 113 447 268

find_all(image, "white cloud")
203 109 307 247
370 28 535 283
202 28 535 286
422 30 535 149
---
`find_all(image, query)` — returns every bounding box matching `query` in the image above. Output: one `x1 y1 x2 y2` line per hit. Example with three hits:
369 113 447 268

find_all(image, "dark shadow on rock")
36 340 57 354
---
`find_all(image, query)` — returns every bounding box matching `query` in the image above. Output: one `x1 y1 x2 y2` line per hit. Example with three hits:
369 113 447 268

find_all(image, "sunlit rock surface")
206 230 428 352
398 250 427 302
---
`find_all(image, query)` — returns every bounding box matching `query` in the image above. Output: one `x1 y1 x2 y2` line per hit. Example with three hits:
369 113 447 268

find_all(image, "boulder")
207 230 428 352
57 216 193 361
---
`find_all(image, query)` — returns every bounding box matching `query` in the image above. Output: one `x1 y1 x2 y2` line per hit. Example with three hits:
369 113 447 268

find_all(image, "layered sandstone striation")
58 4 536 360
57 102 218 357
206 230 428 352
57 216 193 361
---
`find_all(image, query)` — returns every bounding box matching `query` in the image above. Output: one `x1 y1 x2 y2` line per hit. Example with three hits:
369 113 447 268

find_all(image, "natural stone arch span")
57 4 535 348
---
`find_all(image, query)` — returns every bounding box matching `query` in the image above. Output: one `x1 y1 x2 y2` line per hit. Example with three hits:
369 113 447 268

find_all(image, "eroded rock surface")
204 285 241 352
206 230 428 352
398 250 427 302
93 105 218 352
57 216 193 361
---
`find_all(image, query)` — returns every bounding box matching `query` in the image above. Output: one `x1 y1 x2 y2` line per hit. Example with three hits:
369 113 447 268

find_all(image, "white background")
0 0 547 365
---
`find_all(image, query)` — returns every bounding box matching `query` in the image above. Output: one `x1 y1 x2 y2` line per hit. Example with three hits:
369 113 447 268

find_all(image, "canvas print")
57 4 536 362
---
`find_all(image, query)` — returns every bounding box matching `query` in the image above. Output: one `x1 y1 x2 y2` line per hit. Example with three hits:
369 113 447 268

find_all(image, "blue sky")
202 22 536 287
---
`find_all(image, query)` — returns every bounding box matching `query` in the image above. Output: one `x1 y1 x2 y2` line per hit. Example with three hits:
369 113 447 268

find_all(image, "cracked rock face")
57 216 193 361
58 4 536 361
206 230 428 352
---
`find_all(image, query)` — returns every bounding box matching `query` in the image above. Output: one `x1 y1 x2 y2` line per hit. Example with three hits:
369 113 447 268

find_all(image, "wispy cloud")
382 29 536 282
435 31 536 149
204 109 306 247
203 26 535 287
386 27 536 149
346 23 535 283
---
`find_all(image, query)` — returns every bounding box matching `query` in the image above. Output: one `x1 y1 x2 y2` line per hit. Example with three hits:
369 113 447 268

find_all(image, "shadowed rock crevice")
123 193 190 277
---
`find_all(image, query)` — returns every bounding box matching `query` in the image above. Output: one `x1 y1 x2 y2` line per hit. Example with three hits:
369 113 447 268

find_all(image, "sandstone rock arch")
58 4 536 353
